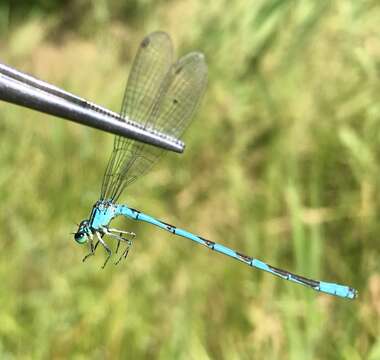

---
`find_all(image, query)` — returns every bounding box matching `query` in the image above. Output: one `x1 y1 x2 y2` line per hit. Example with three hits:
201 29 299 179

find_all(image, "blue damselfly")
74 31 357 300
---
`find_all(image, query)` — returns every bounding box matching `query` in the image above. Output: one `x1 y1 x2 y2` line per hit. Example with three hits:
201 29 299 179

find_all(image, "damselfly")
74 31 357 300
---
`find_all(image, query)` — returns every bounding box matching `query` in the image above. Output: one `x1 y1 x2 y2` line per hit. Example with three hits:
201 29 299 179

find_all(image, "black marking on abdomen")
268 265 319 287
236 252 253 264
159 219 176 233
129 208 141 220
199 236 215 249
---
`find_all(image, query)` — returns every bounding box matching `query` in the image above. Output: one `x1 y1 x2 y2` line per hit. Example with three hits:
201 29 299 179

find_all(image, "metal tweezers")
0 62 184 153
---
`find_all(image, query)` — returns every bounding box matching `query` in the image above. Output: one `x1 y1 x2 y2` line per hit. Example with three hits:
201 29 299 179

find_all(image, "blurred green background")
0 0 380 358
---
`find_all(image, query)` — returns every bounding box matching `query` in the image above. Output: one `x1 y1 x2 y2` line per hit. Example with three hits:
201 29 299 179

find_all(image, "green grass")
0 0 380 358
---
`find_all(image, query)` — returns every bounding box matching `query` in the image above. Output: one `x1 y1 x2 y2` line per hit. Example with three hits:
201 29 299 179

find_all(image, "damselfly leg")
108 228 135 254
101 227 135 265
82 232 97 263
94 231 113 269
81 227 135 267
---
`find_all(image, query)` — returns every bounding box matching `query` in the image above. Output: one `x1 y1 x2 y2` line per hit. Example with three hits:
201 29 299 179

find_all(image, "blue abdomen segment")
116 204 357 300
318 282 357 299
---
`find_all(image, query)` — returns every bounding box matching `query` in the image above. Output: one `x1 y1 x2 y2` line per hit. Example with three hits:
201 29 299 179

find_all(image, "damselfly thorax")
75 201 135 267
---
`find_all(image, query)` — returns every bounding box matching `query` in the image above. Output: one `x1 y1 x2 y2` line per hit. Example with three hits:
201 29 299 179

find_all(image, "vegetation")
0 0 379 358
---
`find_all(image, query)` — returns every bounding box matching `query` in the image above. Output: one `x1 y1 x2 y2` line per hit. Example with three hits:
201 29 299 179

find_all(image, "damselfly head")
74 220 90 245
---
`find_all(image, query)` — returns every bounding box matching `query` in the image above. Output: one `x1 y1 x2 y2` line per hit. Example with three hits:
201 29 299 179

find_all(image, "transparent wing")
100 32 208 202
101 31 173 201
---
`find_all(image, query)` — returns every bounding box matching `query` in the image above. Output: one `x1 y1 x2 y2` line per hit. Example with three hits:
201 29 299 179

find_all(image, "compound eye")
74 232 88 244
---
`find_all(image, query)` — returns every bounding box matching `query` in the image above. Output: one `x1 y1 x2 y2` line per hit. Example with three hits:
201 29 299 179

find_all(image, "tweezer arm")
0 62 184 153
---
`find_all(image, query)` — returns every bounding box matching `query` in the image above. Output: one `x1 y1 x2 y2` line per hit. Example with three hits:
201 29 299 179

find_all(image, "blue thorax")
74 200 126 243
88 200 120 231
